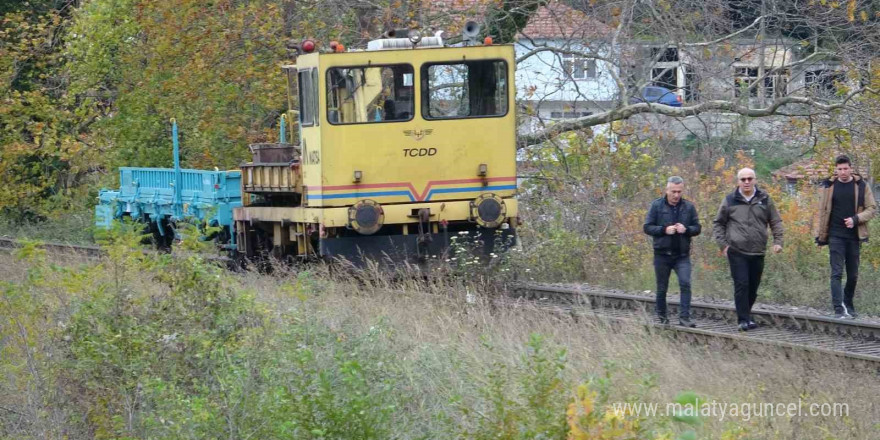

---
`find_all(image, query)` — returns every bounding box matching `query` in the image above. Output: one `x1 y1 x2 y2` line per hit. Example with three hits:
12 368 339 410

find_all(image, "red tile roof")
518 1 612 39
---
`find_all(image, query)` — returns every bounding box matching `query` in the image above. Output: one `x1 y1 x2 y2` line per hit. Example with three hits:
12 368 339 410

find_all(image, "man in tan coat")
813 155 877 319
713 168 784 331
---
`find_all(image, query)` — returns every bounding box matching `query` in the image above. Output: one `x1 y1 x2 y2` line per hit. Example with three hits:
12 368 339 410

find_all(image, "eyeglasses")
739 177 754 182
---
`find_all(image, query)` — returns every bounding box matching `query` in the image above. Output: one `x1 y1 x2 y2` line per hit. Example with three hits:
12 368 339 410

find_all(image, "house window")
805 70 844 96
734 68 759 97
650 47 679 62
651 67 677 91
764 71 789 98
562 54 596 79
735 67 788 98
684 66 699 102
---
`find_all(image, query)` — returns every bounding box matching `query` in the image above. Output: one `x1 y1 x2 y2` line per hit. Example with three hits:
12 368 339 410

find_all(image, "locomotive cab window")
422 60 508 119
298 69 318 127
283 66 297 113
326 64 414 124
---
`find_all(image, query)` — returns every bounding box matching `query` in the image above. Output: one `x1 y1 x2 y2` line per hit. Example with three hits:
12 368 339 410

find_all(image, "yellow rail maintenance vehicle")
234 26 518 263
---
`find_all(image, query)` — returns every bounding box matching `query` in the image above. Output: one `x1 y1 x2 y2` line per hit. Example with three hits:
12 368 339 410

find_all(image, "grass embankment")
1 242 877 439
0 211 95 245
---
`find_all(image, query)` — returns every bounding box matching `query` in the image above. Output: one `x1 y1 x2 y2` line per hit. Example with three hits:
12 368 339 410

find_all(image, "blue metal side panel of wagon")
95 167 241 245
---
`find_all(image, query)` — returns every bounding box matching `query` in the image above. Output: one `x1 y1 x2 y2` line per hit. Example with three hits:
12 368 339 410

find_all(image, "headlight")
470 193 507 228
348 199 384 235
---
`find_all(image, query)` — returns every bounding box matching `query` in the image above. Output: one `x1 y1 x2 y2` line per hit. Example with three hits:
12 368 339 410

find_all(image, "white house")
514 1 618 134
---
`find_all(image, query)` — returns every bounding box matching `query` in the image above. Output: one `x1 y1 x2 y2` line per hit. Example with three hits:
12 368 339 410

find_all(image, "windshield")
326 64 414 124
422 60 508 119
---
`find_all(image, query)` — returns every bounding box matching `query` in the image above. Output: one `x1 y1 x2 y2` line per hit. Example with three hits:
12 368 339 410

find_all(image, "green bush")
446 334 569 440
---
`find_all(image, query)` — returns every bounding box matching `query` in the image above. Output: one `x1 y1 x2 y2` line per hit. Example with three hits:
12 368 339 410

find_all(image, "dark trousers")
727 250 764 324
829 236 861 314
653 254 692 320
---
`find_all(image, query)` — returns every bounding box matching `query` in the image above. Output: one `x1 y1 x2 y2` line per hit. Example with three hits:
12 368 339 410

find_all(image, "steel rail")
0 237 231 264
510 283 880 363
0 237 103 258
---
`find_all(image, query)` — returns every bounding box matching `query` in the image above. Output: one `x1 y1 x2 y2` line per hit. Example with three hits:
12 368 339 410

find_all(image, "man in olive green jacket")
713 168 784 331
812 155 877 319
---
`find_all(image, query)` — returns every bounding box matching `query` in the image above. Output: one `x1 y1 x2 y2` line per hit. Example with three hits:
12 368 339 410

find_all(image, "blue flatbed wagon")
95 168 241 245
95 120 242 249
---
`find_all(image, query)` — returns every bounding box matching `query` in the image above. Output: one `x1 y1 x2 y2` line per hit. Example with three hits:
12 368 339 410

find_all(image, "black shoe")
747 321 758 330
679 318 696 328
834 312 852 319
738 322 749 332
658 316 669 325
849 311 859 319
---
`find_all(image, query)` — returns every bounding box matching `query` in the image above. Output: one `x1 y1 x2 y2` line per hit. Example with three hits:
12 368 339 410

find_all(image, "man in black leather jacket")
643 176 702 327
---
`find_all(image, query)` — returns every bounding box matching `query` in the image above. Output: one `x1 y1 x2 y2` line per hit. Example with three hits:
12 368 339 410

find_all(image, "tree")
3 0 880 222
1 0 431 222
472 0 880 148
0 4 99 221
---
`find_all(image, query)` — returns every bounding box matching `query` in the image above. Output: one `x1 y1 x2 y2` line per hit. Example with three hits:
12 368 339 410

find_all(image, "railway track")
0 237 231 264
0 237 104 258
510 283 880 364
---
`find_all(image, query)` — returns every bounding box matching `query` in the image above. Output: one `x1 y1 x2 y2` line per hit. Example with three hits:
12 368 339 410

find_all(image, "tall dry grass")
1 239 878 439
237 261 880 439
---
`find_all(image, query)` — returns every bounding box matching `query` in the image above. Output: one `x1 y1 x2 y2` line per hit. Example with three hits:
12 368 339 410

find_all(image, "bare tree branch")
682 16 766 47
519 88 876 146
